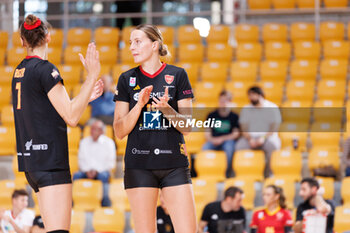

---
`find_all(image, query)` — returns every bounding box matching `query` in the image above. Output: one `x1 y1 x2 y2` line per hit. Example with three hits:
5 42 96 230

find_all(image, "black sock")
47 230 69 233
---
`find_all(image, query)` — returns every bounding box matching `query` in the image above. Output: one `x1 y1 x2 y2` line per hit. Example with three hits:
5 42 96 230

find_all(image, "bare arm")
293 221 303 233
198 220 208 233
314 195 332 215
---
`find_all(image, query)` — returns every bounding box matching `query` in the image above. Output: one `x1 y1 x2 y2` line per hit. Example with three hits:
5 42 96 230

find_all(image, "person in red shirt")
250 185 293 233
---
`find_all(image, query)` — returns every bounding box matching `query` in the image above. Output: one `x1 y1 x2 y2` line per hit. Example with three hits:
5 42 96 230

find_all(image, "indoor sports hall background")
0 0 350 232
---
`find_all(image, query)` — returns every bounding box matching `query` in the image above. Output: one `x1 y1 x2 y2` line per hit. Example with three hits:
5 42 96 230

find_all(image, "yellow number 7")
16 82 21 110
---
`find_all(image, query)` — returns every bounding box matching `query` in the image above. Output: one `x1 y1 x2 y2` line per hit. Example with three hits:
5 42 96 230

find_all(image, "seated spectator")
342 138 350 176
294 178 334 233
236 86 281 177
202 90 240 178
89 74 115 125
199 187 246 233
250 185 293 233
157 192 174 233
30 216 44 233
73 119 116 207
0 189 34 233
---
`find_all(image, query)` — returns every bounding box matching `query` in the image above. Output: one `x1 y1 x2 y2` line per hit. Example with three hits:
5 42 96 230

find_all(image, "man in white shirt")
236 86 281 178
0 189 34 233
73 119 116 206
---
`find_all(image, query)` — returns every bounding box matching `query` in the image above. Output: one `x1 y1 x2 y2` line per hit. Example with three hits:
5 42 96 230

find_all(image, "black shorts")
124 167 192 189
25 169 72 193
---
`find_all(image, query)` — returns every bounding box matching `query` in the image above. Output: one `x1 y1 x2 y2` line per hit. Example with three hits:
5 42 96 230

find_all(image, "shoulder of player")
164 64 186 75
121 66 138 77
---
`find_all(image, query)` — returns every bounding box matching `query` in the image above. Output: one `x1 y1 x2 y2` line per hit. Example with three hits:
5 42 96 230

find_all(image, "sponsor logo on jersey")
134 92 173 102
133 85 140 90
131 148 150 155
14 68 25 78
154 148 172 155
143 110 162 129
25 139 48 151
129 77 136 87
164 75 174 85
183 89 192 95
51 69 59 79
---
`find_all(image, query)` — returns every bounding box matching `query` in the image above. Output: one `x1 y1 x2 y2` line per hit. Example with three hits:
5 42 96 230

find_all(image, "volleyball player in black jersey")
12 14 102 233
113 24 197 233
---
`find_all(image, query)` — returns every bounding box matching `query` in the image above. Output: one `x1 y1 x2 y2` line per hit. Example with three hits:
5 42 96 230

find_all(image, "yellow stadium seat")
223 178 255 210
1 105 14 126
7 47 26 66
178 43 204 63
341 177 350 204
83 125 113 139
310 122 342 133
67 28 91 46
323 40 350 59
279 132 308 151
236 42 262 61
57 65 81 87
49 28 64 48
264 177 295 209
324 0 348 8
248 0 272 9
12 155 27 185
272 0 295 8
0 49 5 65
230 61 258 82
226 81 254 104
200 62 228 83
320 22 345 42
97 45 118 65
234 24 259 42
185 133 206 155
281 100 313 108
0 126 16 155
207 43 233 63
315 176 334 200
279 122 309 133
157 25 175 45
67 127 81 155
262 23 288 42
11 31 21 48
0 66 14 86
78 105 91 126
121 26 136 42
309 132 341 150
207 25 230 43
73 179 103 211
160 44 176 64
0 180 26 209
0 86 11 109
64 45 87 65
94 27 119 46
115 136 127 156
334 204 350 233
270 150 302 181
175 62 200 85
308 148 340 174
233 150 265 181
194 82 224 102
256 81 284 105
47 47 62 65
290 22 316 42
264 42 291 61
178 25 201 44
82 65 110 78
296 0 321 8
69 155 79 174
112 63 134 84
285 80 315 102
290 60 318 81
195 150 226 182
120 45 134 64
0 31 9 49
109 178 130 212
280 102 311 123
70 209 86 233
294 41 321 60
192 178 217 204
93 208 125 232
260 61 288 82
317 80 346 101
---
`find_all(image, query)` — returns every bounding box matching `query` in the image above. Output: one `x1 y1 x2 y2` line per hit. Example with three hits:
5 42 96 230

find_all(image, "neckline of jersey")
139 62 167 78
25 55 43 60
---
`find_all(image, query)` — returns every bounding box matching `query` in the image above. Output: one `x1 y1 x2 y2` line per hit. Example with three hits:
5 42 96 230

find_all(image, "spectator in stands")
294 178 335 233
115 1 144 29
89 74 115 125
73 119 116 207
202 90 240 178
157 192 174 233
250 185 293 233
199 186 245 233
30 216 45 233
342 138 350 176
0 189 34 233
236 86 281 177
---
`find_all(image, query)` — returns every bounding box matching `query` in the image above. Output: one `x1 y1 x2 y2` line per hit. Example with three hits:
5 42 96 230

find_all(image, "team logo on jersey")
143 110 162 129
25 140 33 150
129 77 136 87
276 212 284 220
164 75 174 85
14 68 25 78
133 85 140 90
51 69 59 79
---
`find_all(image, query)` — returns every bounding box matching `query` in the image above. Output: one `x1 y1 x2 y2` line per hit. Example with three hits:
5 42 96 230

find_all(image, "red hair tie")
24 19 41 30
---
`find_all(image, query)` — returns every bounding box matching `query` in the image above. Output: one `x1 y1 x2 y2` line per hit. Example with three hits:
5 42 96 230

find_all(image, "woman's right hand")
137 85 153 107
79 43 101 81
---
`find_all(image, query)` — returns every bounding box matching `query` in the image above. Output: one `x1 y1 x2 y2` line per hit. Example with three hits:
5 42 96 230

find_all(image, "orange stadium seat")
279 122 309 133
69 153 79 174
192 178 217 204
308 148 340 174
157 25 175 45
0 86 11 109
248 0 272 9
290 23 316 42
0 31 9 49
178 43 204 63
279 132 308 151
94 27 119 46
70 210 86 233
317 80 346 101
49 28 64 48
260 60 288 82
226 81 254 105
200 62 228 83
281 101 312 123
47 47 62 65
264 177 295 209
0 66 14 85
160 44 176 64
310 122 342 133
320 22 345 41
67 28 91 46
334 204 350 233
178 25 201 44
315 176 335 200
73 179 103 211
207 43 233 63
78 105 91 126
233 150 265 181
294 41 320 60
0 49 5 65
57 65 81 87
324 0 348 8
341 177 350 204
184 133 206 155
7 47 26 66
175 62 200 86
121 26 135 42
281 99 313 108
313 100 343 124
224 178 255 210
262 23 288 42
64 45 87 65
115 136 127 156
194 150 226 182
97 45 118 65
256 81 284 104
112 63 134 83
93 208 125 232
323 40 350 59
272 0 296 9
320 59 348 80
290 60 318 81
1 105 14 126
296 0 321 8
194 82 224 102
0 180 26 209
234 24 259 42
230 61 258 82
270 150 302 181
264 42 291 61
67 127 81 155
109 178 130 211
236 42 262 61
120 45 134 64
207 25 230 43
0 125 16 156
11 31 21 47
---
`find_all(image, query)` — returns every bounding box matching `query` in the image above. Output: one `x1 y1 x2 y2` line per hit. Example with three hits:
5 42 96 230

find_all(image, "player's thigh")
126 187 159 233
161 184 197 233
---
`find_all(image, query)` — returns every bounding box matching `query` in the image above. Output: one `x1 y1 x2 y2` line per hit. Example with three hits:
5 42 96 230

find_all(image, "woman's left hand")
89 79 104 102
152 87 170 112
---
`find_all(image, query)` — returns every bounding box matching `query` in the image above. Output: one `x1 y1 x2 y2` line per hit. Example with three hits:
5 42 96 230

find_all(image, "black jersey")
12 56 69 172
114 63 194 169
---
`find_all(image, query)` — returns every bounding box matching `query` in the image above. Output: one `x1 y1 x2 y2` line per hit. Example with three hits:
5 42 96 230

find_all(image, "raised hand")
79 43 101 81
152 86 170 110
137 85 153 107
89 79 104 102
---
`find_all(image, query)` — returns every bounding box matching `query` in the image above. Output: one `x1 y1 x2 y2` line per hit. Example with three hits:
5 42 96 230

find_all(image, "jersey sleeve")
176 68 194 101
39 62 64 94
200 203 211 222
113 73 130 102
283 209 294 226
249 210 259 228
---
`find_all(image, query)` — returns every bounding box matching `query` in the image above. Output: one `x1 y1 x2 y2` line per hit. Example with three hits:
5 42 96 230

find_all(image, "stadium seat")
57 65 81 87
194 82 224 102
270 150 302 181
233 150 265 181
234 24 259 42
334 204 350 233
157 25 175 45
67 127 82 155
323 40 350 59
230 61 258 82
320 22 345 41
175 62 200 85
279 132 308 151
281 99 313 108
341 177 350 204
0 66 14 85
119 45 133 64
112 63 134 84
73 179 103 211
64 45 87 65
97 45 118 65
296 0 321 8
178 43 204 63
290 23 315 42
121 26 136 42
94 27 120 46
12 155 27 185
93 208 125 232
293 41 321 60
281 100 312 123
67 28 91 46
272 0 296 8
49 28 64 48
160 44 176 64
47 47 62 65
248 0 272 9
264 42 291 61
115 136 127 156
308 148 340 174
264 177 295 209
82 65 110 79
310 132 341 150
324 0 348 8
262 23 288 42
7 47 26 66
70 209 86 233
0 85 11 109
11 31 21 47
310 122 342 133
184 133 206 155
200 62 228 83
192 178 217 204
279 122 309 134
0 180 26 209
194 150 226 182
178 25 201 44
0 126 16 156
236 42 262 61
290 60 318 81
259 61 288 82
78 105 91 126
316 80 346 101
285 80 315 101
207 43 233 63
109 178 130 212
0 31 9 49
1 105 14 126
69 155 79 174
315 176 335 200
256 81 284 104
0 49 5 65
226 81 254 104
83 125 114 139
320 59 348 80
207 25 230 43
224 178 255 210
